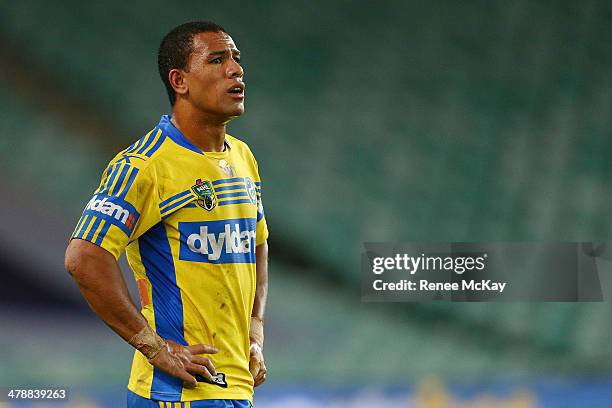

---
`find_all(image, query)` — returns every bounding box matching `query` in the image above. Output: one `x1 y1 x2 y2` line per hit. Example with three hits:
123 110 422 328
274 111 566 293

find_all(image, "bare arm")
65 239 148 341
252 241 269 322
249 240 268 386
65 238 217 387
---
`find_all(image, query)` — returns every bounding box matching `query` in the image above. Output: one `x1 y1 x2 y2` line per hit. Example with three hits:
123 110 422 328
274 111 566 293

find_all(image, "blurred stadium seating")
1 1 612 406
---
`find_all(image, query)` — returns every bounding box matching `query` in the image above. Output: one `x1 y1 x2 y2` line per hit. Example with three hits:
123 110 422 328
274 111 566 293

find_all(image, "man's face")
182 31 245 120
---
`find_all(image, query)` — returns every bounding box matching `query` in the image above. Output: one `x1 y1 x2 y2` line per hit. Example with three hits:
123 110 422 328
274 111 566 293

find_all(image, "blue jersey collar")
159 115 231 154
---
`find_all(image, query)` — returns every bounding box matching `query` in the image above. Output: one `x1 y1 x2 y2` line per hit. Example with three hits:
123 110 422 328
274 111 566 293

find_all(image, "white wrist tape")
250 316 264 348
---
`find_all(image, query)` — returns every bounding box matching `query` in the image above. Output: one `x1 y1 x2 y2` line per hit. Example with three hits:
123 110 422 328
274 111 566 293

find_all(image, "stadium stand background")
1 1 612 406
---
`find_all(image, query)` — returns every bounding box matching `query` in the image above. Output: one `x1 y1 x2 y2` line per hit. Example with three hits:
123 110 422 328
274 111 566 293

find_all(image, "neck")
171 106 227 153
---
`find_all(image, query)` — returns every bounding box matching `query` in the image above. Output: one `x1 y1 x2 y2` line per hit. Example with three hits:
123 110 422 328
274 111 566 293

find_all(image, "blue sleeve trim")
217 192 249 199
214 185 246 192
218 199 252 206
159 190 192 209
118 167 139 198
161 194 194 217
133 130 156 155
97 163 120 195
212 177 244 186
95 220 112 245
144 130 166 157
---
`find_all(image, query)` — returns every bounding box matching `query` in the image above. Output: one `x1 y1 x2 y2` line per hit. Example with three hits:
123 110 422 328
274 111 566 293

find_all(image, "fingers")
249 354 260 376
249 357 257 374
249 364 261 384
149 342 222 389
254 362 267 386
187 343 218 355
254 373 266 386
153 354 197 388
148 342 206 389
186 362 213 382
249 346 267 387
191 355 217 376
254 372 266 386
174 369 198 388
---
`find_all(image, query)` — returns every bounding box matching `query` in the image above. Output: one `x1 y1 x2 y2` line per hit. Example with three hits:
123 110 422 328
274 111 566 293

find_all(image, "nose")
228 58 243 79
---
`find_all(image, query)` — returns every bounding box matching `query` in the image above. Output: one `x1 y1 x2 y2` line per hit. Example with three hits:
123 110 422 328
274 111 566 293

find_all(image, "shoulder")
106 127 174 175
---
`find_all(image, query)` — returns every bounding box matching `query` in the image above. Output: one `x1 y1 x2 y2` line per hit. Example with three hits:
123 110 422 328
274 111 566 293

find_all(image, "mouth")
227 83 245 99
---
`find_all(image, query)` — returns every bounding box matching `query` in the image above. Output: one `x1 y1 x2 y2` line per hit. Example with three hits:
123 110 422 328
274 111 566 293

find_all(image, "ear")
168 68 188 98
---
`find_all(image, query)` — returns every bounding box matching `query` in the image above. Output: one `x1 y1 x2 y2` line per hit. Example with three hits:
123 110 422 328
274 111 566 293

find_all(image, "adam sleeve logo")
82 194 140 236
179 218 257 264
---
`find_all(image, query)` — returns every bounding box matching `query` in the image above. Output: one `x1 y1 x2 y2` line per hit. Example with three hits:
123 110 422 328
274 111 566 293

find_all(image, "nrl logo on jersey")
192 179 216 211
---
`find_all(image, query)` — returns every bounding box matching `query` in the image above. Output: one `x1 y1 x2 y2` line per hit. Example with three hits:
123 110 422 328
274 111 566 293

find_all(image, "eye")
210 57 222 64
234 56 241 63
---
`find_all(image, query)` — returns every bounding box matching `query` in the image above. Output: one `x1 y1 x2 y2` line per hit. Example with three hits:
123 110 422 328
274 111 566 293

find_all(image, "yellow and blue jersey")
71 115 268 403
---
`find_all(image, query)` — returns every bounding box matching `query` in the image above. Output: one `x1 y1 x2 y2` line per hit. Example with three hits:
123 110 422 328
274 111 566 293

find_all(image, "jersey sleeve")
244 146 269 246
254 175 269 246
71 158 161 259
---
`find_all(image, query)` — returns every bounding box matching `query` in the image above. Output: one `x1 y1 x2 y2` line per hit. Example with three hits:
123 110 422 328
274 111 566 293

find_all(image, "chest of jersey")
156 151 261 266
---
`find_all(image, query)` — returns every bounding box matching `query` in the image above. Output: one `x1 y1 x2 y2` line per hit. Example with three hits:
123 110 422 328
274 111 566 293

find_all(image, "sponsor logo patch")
82 194 140 236
179 218 256 264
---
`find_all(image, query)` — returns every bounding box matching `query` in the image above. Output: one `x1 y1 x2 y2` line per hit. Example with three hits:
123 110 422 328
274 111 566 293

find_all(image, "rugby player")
65 21 268 407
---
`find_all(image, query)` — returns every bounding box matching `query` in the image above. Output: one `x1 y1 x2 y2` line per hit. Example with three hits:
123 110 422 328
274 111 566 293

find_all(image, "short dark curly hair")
158 21 227 106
